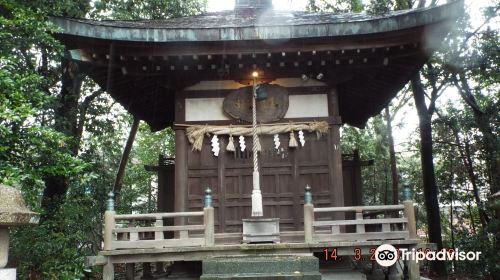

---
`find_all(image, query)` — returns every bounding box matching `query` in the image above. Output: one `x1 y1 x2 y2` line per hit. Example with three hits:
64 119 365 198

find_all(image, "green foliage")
10 196 98 280
1 0 498 279
1 0 186 278
337 0 499 277
341 116 392 205
307 0 363 13
0 0 86 204
452 229 500 278
366 0 393 14
120 123 174 213
90 0 207 20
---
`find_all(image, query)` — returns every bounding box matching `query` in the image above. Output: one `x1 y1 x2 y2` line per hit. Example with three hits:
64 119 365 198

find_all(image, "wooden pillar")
353 150 363 206
149 156 175 239
125 263 134 280
174 128 188 227
328 88 345 222
142 263 152 278
157 155 167 212
291 141 302 230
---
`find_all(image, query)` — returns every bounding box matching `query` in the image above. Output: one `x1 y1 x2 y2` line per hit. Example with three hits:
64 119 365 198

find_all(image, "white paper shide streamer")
273 134 280 150
298 130 306 147
239 135 246 152
211 135 220 156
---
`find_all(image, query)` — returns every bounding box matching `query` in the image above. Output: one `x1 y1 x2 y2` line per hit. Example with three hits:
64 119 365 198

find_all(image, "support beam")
113 117 140 203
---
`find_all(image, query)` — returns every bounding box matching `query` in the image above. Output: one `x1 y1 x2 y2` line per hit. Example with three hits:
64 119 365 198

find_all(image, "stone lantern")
0 184 39 280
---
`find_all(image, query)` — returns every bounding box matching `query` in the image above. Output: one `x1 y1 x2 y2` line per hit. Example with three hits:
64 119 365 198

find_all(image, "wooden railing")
103 189 215 250
303 186 417 243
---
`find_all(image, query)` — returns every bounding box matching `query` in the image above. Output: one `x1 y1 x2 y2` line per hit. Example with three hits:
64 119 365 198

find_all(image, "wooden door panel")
184 126 363 233
296 134 329 164
278 174 293 194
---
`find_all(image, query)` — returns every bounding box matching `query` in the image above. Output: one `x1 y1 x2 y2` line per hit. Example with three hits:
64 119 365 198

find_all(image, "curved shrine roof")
50 1 463 131
52 2 461 42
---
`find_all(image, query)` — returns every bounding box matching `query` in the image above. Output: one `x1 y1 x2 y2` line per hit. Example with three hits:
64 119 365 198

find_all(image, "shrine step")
200 254 321 280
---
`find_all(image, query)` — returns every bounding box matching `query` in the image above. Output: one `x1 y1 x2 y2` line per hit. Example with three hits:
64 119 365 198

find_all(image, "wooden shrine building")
51 1 462 279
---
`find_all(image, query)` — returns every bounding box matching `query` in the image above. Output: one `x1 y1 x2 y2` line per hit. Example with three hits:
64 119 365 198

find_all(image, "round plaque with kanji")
223 84 289 123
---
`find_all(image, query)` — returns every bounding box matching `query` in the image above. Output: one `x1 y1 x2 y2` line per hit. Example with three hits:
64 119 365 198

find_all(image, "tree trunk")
442 116 490 228
40 59 83 220
113 117 140 204
463 139 490 227
75 90 103 153
385 107 399 204
411 72 446 276
455 73 500 213
447 157 456 272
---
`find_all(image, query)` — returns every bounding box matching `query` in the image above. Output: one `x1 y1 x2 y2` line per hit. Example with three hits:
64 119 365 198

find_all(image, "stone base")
0 268 16 280
242 218 280 243
364 260 403 280
201 254 321 280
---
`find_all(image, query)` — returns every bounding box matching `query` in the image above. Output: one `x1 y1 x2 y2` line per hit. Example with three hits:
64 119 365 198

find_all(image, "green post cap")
107 191 115 211
304 185 312 204
403 185 412 201
205 187 213 208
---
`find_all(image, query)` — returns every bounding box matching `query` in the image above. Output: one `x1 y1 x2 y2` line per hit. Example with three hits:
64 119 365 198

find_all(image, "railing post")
403 185 419 280
204 187 215 246
129 220 138 241
304 185 314 243
403 185 417 239
155 216 163 240
104 191 116 251
355 209 365 233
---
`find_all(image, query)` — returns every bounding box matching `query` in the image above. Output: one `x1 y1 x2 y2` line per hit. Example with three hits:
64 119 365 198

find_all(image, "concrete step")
201 272 322 280
321 271 367 280
201 255 321 280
